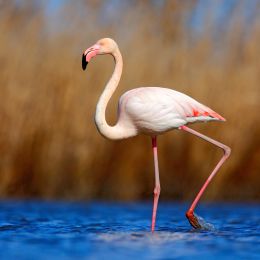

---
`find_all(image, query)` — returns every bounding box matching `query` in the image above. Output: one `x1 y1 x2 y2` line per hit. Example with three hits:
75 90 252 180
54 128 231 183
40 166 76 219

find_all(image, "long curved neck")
95 48 135 140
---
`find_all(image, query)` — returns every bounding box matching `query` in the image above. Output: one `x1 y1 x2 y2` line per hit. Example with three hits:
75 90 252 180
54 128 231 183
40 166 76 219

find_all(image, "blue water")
0 201 259 259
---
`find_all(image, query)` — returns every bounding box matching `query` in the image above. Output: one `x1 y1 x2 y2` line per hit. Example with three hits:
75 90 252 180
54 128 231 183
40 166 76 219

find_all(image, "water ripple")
0 201 259 259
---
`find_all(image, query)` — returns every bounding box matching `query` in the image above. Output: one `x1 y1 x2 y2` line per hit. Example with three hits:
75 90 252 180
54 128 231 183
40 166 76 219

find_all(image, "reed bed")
0 1 259 201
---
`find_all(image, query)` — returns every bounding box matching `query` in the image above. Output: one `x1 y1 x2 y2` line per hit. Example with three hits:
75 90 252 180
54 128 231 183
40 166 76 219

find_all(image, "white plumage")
119 87 224 135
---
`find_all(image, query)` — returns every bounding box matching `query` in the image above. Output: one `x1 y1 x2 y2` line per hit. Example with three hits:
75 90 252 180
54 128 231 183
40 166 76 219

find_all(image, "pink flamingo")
82 38 231 232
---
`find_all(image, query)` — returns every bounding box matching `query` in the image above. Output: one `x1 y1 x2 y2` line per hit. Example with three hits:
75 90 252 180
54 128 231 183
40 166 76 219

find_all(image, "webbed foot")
186 211 215 230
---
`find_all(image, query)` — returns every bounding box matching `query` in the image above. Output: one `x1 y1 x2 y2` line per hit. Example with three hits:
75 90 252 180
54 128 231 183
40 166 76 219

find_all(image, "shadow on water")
0 201 259 259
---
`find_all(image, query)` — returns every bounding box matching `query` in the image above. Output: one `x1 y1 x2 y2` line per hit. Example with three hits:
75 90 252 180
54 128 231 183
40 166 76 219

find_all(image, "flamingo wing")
119 87 225 134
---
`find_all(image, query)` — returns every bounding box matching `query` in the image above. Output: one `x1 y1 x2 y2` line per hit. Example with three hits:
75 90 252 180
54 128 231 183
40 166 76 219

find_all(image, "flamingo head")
82 38 118 70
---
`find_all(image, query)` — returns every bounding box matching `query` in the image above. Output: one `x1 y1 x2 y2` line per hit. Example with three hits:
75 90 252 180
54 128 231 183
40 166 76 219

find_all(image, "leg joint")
223 145 231 157
154 186 161 196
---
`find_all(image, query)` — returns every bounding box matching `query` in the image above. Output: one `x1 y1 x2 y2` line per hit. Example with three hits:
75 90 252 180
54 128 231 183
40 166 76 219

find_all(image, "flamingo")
82 38 231 232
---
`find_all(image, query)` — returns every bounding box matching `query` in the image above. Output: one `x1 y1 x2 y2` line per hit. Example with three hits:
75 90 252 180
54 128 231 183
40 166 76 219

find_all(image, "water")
0 201 259 259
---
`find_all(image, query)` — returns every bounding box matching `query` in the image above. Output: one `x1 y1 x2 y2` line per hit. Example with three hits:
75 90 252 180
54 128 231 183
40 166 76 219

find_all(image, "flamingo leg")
151 136 161 232
180 125 231 229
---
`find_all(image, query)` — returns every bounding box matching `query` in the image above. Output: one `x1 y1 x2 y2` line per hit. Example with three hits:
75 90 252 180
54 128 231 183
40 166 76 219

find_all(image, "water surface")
0 201 259 259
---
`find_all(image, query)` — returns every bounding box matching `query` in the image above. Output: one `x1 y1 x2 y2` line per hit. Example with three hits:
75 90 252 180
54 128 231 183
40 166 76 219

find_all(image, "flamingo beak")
82 44 100 71
82 53 88 70
82 54 88 70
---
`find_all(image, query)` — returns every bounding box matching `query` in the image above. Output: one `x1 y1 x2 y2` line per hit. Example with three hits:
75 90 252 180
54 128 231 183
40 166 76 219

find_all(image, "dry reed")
0 0 259 201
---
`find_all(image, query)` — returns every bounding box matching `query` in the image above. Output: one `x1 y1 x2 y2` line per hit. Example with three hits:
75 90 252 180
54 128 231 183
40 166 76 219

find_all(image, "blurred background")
0 0 259 202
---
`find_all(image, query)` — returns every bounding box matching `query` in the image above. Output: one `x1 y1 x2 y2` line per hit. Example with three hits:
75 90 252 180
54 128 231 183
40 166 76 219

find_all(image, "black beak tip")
82 54 88 70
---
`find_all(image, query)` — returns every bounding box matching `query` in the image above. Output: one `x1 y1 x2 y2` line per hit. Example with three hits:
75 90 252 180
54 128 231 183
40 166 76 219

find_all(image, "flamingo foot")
186 211 215 230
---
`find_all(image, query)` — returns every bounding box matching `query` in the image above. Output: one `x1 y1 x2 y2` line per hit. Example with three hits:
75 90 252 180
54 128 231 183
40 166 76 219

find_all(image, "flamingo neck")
95 48 134 140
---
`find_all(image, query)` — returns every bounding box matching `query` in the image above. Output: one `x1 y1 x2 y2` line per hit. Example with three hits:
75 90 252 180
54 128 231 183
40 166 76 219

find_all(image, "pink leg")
180 125 231 229
151 136 161 232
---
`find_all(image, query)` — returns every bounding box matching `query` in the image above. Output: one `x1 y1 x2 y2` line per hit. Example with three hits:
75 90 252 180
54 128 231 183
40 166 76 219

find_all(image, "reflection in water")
0 201 259 259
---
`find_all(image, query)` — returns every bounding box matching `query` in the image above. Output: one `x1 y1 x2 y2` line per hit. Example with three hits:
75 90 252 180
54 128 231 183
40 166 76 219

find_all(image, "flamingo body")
118 87 225 135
